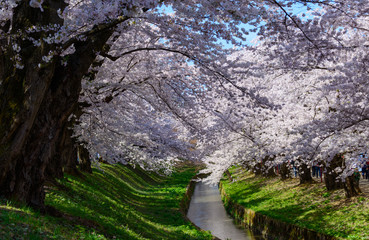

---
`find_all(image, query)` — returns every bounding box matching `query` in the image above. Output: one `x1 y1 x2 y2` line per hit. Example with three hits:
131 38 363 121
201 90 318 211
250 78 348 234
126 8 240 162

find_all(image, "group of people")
274 154 369 182
311 161 323 179
287 160 323 180
357 154 369 180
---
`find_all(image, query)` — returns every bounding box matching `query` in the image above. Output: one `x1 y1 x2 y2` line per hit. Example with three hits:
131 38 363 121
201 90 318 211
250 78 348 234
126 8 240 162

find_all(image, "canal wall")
219 182 336 240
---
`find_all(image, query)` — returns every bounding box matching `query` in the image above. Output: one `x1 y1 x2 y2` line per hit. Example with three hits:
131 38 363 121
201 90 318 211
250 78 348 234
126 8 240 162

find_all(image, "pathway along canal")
187 182 259 240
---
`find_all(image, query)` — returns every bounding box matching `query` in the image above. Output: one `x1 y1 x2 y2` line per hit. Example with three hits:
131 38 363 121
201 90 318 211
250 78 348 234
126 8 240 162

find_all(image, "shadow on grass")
221 170 354 240
45 163 212 240
0 199 107 240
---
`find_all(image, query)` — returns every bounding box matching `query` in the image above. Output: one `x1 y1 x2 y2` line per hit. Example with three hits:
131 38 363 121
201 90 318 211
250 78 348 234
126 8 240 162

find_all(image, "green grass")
220 166 369 240
0 163 213 240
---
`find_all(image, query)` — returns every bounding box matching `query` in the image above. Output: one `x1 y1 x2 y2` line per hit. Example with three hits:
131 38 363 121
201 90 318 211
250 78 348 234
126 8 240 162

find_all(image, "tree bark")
324 154 344 191
46 119 79 179
78 145 92 173
0 1 115 209
224 169 233 182
344 175 361 198
252 162 263 176
59 124 79 176
298 162 313 184
279 162 290 180
261 156 276 178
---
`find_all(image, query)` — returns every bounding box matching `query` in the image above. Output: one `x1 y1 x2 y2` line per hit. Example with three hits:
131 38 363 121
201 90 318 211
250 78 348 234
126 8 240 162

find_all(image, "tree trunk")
78 145 92 173
224 169 233 182
324 154 344 191
344 175 361 198
280 162 290 180
252 162 263 176
299 162 313 184
60 127 79 176
261 156 276 178
262 166 276 177
46 119 79 179
0 1 114 209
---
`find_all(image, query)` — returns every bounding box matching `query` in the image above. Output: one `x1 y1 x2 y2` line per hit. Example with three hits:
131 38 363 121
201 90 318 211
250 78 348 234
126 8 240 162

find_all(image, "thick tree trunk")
46 120 79 179
59 125 79 176
299 162 313 184
0 56 84 209
0 1 67 209
0 1 115 209
324 154 344 191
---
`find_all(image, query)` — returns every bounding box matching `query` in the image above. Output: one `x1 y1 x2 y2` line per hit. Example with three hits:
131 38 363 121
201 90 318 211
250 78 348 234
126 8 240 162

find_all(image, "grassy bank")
0 163 213 240
221 166 369 240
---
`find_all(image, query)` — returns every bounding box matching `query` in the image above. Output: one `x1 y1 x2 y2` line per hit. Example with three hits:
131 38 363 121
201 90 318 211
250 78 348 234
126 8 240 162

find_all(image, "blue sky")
158 2 317 48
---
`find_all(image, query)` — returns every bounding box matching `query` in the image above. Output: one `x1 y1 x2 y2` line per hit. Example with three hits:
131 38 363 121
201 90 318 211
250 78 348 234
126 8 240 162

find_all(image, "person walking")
362 163 368 179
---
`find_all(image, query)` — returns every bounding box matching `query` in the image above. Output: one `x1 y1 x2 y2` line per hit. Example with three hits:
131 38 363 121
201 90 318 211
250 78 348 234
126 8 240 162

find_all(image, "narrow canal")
187 182 258 240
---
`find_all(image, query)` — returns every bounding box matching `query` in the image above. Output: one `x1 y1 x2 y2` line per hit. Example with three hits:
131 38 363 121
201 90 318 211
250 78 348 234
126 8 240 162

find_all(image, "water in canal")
187 182 257 240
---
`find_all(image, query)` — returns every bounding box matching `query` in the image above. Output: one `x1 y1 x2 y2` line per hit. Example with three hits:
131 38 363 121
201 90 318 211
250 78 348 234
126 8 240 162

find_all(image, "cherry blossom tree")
199 1 369 197
74 46 212 174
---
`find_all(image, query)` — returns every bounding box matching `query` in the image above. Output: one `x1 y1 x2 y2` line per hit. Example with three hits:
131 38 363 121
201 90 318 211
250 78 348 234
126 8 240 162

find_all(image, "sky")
158 2 317 48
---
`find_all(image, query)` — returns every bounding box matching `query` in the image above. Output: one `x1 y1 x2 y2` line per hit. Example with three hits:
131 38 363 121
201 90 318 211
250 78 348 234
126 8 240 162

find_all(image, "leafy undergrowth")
221 166 369 240
0 163 213 240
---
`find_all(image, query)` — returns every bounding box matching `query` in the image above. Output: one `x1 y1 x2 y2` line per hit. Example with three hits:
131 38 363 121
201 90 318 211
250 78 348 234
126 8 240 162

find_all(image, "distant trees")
198 1 369 197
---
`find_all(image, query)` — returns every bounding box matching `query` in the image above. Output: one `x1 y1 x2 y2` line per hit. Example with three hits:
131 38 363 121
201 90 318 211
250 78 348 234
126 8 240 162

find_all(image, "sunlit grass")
220 166 369 240
0 163 212 240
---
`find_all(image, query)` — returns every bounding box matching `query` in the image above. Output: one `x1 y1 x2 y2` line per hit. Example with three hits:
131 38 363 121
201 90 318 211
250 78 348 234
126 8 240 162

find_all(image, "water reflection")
187 182 255 240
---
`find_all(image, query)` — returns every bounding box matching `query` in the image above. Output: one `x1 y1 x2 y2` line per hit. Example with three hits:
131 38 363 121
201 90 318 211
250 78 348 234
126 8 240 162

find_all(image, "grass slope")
221 166 369 240
0 163 212 240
